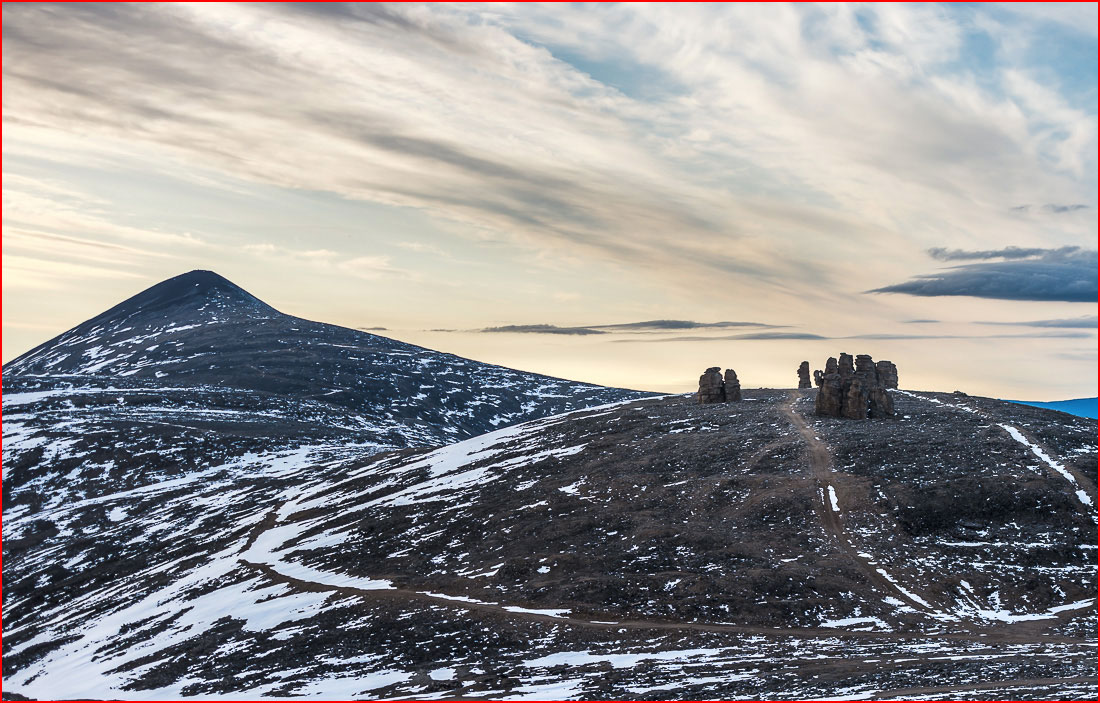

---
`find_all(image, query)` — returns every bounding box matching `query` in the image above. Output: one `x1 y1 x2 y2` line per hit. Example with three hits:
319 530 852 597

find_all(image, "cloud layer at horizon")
2 2 1095 397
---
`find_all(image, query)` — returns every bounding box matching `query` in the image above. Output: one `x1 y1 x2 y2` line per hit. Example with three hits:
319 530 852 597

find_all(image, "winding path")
779 390 942 615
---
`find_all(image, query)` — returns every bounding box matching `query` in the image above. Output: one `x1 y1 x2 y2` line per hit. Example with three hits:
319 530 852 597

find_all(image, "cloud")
593 320 777 331
3 1 1094 315
869 248 1096 302
617 331 828 343
616 330 1092 343
242 244 413 281
473 319 779 335
902 319 940 323
977 316 1097 329
926 245 1078 261
480 324 606 336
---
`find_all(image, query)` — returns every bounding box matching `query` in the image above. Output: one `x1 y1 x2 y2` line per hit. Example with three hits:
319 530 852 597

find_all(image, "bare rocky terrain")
2 272 1096 700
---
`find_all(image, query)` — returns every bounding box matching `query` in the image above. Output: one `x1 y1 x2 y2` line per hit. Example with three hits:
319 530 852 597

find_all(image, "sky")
2 2 1096 399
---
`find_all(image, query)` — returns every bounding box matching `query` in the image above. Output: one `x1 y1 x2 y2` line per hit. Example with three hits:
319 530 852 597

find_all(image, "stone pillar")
724 369 742 402
697 367 725 404
797 361 811 389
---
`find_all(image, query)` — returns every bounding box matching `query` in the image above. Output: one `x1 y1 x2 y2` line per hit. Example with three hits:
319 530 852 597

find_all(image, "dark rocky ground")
3 388 1096 700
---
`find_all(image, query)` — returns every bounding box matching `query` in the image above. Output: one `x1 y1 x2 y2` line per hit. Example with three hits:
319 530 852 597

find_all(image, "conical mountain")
3 269 649 449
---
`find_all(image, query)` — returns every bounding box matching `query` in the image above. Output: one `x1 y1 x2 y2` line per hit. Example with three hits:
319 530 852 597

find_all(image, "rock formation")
724 369 742 402
813 352 896 419
797 361 811 389
814 372 843 416
876 360 898 389
813 369 824 387
697 367 726 404
697 366 742 403
838 353 854 378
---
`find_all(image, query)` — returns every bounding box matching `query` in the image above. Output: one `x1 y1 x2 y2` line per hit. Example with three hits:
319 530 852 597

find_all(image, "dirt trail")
780 390 941 615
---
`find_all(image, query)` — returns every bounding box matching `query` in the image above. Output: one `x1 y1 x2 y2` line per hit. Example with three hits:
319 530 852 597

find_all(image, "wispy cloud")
3 2 1094 310
473 319 779 335
242 244 414 281
480 324 607 336
1012 203 1091 214
616 330 1093 343
977 316 1097 329
926 246 1079 261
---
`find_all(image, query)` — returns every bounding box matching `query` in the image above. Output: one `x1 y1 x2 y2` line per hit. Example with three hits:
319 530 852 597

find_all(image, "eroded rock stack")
697 366 742 403
698 367 726 404
813 369 824 387
797 361 811 389
876 360 899 389
724 369 742 402
813 352 896 419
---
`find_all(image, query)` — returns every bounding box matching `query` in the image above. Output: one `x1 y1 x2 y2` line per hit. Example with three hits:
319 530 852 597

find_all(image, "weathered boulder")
813 352 896 419
797 361 811 389
724 369 742 402
697 367 725 404
876 360 899 389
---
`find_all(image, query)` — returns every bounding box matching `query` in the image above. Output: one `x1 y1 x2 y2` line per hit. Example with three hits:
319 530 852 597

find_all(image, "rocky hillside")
3 386 1096 700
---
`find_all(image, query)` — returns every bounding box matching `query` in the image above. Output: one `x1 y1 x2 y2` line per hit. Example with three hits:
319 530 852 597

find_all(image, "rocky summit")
1 274 1097 701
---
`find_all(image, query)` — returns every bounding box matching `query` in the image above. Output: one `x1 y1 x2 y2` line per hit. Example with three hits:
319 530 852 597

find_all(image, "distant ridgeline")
1006 397 1098 420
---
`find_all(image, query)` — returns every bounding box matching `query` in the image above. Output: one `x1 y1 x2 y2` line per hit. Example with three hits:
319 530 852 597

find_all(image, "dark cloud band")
870 248 1096 303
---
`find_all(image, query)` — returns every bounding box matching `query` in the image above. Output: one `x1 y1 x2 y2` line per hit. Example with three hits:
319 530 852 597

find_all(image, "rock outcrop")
876 360 899 389
797 361 811 389
813 369 824 387
698 367 726 404
697 367 742 403
814 352 895 419
724 369 742 402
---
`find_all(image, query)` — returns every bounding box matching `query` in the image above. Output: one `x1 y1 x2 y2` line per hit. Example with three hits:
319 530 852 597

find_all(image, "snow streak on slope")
999 424 1093 507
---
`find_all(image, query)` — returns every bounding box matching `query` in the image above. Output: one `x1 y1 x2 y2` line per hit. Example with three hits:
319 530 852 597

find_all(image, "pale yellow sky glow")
2 2 1096 399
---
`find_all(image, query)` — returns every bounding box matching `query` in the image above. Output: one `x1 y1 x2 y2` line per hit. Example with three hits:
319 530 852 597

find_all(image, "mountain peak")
85 269 278 326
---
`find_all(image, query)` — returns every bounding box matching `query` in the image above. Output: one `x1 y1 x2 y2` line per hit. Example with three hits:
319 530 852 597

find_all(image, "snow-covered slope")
3 390 1096 700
